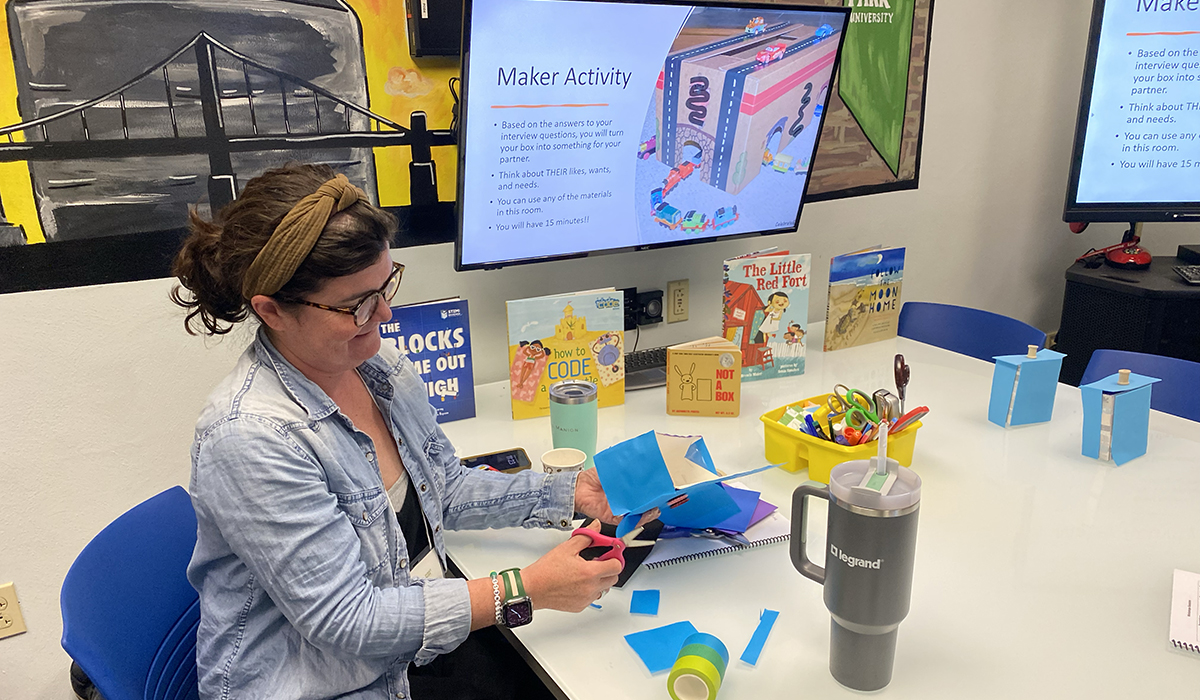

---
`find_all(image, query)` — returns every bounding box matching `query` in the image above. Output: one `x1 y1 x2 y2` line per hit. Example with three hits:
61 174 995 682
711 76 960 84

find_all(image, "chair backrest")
61 486 200 700
897 302 1047 362
1080 349 1200 422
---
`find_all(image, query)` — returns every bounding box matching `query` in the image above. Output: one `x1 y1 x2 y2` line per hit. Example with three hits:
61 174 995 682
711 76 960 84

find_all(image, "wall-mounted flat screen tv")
455 0 850 270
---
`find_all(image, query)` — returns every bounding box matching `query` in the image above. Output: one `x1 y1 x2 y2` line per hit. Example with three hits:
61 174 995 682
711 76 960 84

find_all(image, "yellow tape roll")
667 654 723 700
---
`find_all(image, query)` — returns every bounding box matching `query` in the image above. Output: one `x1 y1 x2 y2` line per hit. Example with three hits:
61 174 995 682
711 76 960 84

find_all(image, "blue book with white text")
380 298 475 423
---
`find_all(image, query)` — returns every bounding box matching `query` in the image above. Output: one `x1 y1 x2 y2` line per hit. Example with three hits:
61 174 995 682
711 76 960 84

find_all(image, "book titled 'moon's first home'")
823 246 905 352
505 289 625 420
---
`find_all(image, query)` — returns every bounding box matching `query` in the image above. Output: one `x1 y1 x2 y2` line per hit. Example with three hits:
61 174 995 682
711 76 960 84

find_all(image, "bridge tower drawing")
1 0 454 243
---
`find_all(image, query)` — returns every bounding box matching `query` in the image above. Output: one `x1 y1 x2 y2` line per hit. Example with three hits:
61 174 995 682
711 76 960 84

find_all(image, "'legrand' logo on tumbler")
830 544 882 569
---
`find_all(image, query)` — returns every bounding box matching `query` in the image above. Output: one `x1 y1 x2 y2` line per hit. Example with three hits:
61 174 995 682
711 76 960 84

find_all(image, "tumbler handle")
791 481 829 584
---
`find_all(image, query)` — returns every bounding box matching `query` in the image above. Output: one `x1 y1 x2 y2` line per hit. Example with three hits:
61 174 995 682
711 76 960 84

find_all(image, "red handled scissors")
571 525 649 568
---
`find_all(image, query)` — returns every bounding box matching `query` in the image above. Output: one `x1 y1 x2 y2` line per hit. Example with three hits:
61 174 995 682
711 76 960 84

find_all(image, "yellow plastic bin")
760 393 922 484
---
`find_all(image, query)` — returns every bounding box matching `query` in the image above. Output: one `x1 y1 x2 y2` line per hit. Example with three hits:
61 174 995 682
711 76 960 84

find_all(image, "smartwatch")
496 568 534 628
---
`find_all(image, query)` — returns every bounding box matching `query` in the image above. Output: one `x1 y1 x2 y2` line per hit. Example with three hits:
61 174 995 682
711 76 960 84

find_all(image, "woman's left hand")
573 468 620 525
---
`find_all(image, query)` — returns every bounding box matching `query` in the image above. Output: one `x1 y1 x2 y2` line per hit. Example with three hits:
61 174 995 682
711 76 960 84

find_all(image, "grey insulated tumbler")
791 457 921 691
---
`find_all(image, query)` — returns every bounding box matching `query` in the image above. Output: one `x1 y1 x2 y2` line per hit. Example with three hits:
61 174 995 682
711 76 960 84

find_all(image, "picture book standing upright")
666 337 742 417
823 246 906 351
380 297 475 423
722 250 811 381
505 289 626 420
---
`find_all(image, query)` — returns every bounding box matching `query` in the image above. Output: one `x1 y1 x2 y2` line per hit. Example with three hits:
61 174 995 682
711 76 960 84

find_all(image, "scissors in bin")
827 384 879 429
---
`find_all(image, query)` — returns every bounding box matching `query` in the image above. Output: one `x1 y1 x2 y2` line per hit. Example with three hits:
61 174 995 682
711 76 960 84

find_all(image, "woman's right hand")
520 530 623 613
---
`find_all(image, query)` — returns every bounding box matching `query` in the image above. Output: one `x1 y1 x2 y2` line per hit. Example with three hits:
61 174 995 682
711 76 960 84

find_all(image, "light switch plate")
0 582 28 639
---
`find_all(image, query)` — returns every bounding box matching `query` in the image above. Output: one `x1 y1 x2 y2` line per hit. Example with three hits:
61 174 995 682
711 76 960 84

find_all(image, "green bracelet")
498 568 525 600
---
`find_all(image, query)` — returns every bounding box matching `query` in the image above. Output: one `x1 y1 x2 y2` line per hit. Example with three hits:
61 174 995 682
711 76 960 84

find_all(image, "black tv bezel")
1063 0 1200 223
454 0 851 271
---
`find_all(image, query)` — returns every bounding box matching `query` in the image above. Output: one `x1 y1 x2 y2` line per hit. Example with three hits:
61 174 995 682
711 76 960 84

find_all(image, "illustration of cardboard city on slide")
637 12 842 236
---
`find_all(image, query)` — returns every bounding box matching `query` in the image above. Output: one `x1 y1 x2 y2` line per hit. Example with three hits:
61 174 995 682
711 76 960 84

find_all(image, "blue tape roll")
682 632 729 666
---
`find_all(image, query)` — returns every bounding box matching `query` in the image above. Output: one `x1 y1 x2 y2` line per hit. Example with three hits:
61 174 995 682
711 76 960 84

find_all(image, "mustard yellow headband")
241 174 368 299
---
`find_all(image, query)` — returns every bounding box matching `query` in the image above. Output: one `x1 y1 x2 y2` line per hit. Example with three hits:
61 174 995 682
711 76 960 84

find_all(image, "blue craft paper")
657 481 739 530
1112 385 1152 465
684 439 718 474
1081 385 1102 459
709 485 761 533
987 361 1018 427
1081 372 1159 394
596 430 776 536
739 609 780 666
630 589 660 616
1010 356 1063 425
594 431 676 515
624 621 698 673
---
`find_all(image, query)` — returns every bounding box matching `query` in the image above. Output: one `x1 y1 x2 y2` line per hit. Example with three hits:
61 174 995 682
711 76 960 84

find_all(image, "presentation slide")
458 0 846 268
1076 1 1200 204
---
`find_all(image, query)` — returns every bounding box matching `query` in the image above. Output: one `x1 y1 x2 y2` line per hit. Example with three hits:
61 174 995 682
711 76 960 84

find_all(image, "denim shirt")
187 330 578 700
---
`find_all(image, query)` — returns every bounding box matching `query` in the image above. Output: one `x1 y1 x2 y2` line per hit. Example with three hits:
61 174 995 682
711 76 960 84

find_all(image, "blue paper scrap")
710 485 761 533
590 603 602 609
739 609 780 666
624 621 698 674
630 589 661 616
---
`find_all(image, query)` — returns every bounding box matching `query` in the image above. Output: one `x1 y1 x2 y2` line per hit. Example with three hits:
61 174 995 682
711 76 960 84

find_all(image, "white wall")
2 1 1199 696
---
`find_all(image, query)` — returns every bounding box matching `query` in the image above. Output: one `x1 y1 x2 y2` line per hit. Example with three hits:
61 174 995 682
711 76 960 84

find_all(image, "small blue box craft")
1080 371 1160 466
987 348 1066 428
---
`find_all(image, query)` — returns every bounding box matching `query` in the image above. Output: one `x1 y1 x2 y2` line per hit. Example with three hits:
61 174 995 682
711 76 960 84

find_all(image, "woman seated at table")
172 163 624 699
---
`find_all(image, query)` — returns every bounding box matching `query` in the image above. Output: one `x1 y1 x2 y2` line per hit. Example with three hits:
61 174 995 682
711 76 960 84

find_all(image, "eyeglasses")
289 262 404 327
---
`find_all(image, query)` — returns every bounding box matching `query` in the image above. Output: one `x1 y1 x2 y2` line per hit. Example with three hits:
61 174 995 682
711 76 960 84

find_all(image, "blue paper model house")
988 347 1066 428
1080 370 1160 465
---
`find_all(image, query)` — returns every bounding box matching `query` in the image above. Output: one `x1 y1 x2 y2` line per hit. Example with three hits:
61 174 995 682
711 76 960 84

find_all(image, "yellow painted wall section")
348 0 460 206
0 9 45 243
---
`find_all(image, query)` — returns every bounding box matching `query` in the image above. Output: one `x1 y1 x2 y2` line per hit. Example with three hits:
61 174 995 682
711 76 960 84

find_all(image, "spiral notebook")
1170 569 1200 655
642 511 791 569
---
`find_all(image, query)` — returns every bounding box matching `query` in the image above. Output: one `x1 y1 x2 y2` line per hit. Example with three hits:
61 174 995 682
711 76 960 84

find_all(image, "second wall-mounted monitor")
455 0 850 271
1064 0 1200 223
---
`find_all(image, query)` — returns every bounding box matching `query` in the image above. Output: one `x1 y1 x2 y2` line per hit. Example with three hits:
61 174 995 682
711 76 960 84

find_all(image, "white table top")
441 326 1200 698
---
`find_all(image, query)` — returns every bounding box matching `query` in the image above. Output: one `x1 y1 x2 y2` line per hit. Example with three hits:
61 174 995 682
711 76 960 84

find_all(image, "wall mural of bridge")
0 0 459 293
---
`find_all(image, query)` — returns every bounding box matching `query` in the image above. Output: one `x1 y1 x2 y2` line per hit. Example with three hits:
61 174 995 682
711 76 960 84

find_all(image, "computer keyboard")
1173 265 1200 285
625 346 669 390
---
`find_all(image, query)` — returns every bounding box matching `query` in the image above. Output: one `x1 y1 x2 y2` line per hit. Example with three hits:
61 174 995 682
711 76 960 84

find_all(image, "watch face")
503 598 533 627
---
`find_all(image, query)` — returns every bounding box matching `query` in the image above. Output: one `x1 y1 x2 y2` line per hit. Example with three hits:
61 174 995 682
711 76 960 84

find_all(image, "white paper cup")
541 447 587 474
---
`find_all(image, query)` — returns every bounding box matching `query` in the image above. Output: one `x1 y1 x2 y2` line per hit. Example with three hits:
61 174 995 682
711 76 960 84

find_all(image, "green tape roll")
667 654 722 700
678 643 726 680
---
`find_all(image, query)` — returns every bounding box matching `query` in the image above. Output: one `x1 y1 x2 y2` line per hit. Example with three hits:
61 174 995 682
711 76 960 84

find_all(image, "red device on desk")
1073 223 1151 270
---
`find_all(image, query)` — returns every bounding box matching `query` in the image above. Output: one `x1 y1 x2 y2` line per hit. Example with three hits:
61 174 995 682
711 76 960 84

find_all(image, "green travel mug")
549 380 598 469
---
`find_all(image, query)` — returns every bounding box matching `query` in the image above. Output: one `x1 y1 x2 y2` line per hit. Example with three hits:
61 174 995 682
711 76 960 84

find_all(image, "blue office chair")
1080 349 1200 422
897 301 1047 362
61 486 200 700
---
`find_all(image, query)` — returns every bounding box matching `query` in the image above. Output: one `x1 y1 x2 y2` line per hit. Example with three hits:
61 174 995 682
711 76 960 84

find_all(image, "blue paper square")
624 621 698 673
630 589 660 616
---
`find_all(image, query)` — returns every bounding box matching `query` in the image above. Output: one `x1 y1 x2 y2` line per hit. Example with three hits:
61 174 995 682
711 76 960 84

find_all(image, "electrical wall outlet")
667 279 689 323
0 582 27 639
